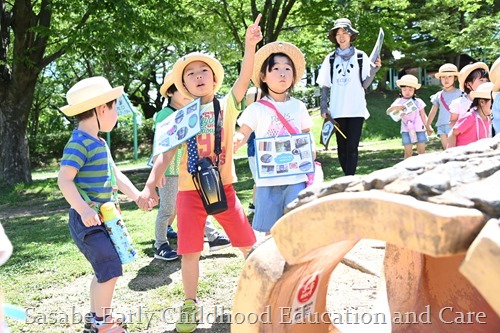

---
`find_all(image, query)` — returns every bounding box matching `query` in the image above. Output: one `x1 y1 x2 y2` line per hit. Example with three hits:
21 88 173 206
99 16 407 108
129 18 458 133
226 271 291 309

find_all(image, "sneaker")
167 225 178 239
176 299 200 333
208 234 231 252
248 203 255 213
154 243 179 261
91 315 127 333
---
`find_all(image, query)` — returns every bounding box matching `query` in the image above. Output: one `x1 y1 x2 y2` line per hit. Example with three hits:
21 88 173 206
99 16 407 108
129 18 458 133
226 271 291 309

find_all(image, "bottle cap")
100 202 119 221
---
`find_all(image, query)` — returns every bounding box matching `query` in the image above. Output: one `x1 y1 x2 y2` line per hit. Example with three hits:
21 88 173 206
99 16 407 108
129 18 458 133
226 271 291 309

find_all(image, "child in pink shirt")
448 82 495 148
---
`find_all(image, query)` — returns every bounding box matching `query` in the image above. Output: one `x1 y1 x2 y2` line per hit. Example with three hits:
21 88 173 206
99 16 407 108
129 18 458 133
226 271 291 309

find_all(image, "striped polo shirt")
61 130 113 203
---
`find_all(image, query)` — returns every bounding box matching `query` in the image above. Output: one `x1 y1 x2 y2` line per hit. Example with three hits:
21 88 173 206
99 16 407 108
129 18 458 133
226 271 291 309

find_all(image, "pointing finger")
253 13 262 27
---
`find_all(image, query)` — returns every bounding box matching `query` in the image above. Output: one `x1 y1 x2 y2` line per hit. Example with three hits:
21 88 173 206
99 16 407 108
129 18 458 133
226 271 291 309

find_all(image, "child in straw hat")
138 14 262 333
386 74 429 159
449 62 489 127
57 76 152 332
447 82 495 148
426 63 462 149
151 71 231 261
316 18 381 176
489 57 500 135
233 41 314 233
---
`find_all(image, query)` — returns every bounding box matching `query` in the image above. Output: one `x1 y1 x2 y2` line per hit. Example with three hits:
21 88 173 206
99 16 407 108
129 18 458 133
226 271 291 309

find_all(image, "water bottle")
100 202 137 264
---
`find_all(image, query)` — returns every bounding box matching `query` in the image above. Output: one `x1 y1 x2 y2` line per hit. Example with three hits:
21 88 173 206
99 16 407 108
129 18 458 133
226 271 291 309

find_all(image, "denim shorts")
401 131 428 146
253 183 306 232
437 124 452 136
68 208 122 283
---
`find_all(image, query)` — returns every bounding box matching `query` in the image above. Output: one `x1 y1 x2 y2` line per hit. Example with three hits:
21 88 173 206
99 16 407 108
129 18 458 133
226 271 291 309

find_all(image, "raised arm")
232 14 263 104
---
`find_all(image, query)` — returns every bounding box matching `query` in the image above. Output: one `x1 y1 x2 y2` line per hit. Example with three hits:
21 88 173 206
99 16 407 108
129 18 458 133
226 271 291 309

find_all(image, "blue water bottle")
100 202 137 264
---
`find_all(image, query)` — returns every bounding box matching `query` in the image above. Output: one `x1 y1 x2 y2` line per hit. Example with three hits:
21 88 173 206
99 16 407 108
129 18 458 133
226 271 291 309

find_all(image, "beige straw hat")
434 63 459 78
60 76 123 117
252 41 305 89
159 70 175 98
470 82 496 99
396 74 421 89
489 57 500 92
458 62 489 92
172 52 224 99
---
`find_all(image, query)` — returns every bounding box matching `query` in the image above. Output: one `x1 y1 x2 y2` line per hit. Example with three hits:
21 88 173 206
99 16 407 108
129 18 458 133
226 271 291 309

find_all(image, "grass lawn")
0 87 443 331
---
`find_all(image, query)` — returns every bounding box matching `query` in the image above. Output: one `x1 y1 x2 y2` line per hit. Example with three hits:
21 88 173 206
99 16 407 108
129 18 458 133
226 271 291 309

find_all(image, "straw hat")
252 41 305 89
489 57 500 92
434 63 459 78
458 62 489 92
172 52 224 99
470 82 496 99
328 18 359 44
159 70 175 98
396 74 421 89
60 76 123 117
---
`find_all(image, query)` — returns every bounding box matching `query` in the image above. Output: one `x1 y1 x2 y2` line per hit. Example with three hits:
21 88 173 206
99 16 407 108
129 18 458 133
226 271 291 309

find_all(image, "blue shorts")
401 131 428 146
68 208 122 283
253 183 306 232
437 124 452 136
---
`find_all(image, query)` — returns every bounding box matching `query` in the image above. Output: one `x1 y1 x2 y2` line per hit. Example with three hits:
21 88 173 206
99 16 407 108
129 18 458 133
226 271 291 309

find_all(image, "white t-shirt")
449 94 472 119
238 96 314 187
316 48 371 119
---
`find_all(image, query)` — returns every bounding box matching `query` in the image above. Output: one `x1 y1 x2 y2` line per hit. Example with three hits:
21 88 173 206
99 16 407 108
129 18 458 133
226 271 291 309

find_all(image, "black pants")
335 117 364 176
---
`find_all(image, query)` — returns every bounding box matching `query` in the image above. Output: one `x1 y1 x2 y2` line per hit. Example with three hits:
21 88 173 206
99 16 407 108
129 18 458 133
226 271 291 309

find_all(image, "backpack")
329 51 364 84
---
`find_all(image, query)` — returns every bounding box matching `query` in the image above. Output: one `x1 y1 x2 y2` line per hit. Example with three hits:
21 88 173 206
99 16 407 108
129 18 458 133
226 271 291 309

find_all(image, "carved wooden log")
233 136 500 332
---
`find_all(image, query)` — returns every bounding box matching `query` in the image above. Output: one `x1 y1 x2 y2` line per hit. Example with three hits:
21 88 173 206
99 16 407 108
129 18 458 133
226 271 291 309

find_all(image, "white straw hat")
252 41 305 89
172 52 224 99
470 82 496 99
61 77 123 117
396 74 421 89
435 63 459 78
159 70 175 98
489 57 500 92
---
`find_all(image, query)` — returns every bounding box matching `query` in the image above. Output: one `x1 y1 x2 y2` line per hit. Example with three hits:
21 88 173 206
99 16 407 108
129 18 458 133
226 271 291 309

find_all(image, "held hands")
426 125 434 136
246 13 263 47
136 186 159 211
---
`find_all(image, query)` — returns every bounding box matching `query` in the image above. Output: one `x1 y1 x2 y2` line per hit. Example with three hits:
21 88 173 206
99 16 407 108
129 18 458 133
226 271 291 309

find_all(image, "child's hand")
233 132 245 153
245 13 262 47
137 186 159 211
157 175 167 189
80 207 101 227
426 126 434 136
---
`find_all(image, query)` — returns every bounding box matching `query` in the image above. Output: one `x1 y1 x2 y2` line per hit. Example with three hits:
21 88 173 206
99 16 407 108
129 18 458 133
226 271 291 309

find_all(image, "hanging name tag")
255 133 314 179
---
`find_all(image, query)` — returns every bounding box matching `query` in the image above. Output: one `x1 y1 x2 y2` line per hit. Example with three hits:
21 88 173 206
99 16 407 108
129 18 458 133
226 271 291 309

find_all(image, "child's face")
401 86 415 98
262 55 294 94
335 28 352 49
98 100 118 132
440 75 456 89
169 90 191 110
479 99 493 116
466 76 489 92
182 61 216 99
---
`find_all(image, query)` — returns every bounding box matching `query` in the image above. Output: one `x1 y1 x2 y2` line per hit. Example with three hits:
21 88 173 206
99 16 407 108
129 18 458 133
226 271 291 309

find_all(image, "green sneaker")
175 299 200 333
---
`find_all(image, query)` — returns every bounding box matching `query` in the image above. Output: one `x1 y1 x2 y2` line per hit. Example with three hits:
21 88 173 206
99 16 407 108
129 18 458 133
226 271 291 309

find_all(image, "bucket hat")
396 74 421 89
434 63 459 78
458 62 489 92
489 57 500 92
159 70 175 98
60 76 123 117
328 18 359 44
252 41 305 89
470 82 497 100
172 52 224 99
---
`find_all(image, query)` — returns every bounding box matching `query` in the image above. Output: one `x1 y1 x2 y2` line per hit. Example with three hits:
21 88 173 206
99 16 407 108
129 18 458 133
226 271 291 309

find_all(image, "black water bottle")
194 157 228 214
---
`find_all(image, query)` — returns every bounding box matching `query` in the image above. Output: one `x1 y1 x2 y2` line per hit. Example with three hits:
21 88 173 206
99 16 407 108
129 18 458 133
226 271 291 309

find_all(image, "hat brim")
60 86 124 117
172 53 224 99
160 74 175 98
435 71 459 78
396 80 421 89
252 42 306 89
490 58 500 92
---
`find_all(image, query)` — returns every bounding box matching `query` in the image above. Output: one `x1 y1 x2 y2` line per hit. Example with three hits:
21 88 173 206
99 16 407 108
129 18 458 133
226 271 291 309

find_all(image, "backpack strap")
329 51 364 85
